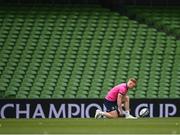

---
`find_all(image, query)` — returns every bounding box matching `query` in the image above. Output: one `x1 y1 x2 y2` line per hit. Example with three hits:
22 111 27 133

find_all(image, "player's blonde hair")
128 78 137 84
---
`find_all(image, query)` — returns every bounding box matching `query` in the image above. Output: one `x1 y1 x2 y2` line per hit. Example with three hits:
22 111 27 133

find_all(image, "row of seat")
127 6 180 37
0 4 180 99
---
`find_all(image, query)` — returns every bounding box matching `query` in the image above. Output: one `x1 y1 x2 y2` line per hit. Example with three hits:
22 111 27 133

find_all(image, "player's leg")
95 110 118 119
124 95 130 113
123 95 137 119
95 99 119 119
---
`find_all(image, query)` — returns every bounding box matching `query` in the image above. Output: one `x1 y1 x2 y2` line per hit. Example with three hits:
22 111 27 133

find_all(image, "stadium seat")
127 6 180 38
0 4 179 99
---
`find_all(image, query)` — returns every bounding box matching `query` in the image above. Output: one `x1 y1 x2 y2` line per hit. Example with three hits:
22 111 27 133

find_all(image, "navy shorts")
104 99 118 112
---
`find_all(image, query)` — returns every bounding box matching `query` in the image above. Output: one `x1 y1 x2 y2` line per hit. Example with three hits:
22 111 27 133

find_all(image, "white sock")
100 111 105 116
122 110 126 115
101 112 108 118
125 111 130 116
97 111 104 118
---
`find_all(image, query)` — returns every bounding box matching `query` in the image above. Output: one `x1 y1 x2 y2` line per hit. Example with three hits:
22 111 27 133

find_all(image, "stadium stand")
126 6 180 38
0 4 179 99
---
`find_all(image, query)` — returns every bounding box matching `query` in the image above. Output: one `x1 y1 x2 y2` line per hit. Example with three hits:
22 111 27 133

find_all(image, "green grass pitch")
0 117 180 134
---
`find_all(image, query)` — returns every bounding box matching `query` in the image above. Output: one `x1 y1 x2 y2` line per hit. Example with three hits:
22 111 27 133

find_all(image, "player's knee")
111 115 118 118
109 111 119 118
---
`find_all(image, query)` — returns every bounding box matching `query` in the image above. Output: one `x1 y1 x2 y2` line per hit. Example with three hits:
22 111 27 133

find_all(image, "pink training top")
105 83 128 102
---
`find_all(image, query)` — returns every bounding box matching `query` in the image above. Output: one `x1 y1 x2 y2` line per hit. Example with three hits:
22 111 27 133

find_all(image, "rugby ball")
139 108 149 117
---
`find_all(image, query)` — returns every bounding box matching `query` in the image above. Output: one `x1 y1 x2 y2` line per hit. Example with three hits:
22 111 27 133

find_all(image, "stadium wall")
0 99 179 118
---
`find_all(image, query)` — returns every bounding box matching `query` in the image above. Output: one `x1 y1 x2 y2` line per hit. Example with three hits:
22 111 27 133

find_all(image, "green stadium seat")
0 4 179 99
127 6 180 37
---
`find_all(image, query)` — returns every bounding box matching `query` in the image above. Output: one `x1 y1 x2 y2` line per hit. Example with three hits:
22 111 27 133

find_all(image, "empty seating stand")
0 4 179 99
126 6 180 38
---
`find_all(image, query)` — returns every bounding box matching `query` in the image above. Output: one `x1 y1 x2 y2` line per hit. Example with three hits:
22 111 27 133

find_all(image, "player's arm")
117 93 123 115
